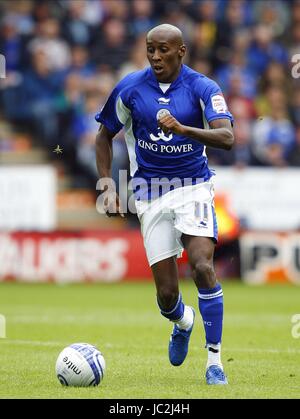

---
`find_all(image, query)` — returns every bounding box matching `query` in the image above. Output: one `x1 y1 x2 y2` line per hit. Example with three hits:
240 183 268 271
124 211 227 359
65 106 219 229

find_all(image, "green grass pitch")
0 280 299 399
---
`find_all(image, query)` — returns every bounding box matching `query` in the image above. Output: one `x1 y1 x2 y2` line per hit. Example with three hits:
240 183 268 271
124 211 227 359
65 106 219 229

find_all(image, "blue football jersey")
95 64 233 199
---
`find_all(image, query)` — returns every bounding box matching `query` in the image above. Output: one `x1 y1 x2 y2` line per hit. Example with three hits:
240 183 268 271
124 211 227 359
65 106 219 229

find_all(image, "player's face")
146 34 185 83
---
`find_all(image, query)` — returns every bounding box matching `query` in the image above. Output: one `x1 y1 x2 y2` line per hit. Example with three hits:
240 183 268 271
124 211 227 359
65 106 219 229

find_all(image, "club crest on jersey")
157 97 170 105
149 109 173 142
156 109 170 120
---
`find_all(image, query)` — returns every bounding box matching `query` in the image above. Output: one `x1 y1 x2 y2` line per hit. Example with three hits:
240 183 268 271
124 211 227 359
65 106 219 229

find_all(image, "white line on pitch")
1 339 300 354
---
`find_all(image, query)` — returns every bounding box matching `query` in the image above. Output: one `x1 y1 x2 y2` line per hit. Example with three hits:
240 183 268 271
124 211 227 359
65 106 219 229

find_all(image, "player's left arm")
158 116 234 150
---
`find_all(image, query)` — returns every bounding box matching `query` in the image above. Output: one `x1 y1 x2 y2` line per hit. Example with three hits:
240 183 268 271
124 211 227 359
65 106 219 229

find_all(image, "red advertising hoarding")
0 231 152 283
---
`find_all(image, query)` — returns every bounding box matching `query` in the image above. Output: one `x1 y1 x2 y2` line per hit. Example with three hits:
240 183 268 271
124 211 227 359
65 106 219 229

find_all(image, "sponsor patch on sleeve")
211 94 228 113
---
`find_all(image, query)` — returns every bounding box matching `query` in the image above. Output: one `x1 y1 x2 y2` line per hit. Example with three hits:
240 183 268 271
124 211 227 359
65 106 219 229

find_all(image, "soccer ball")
55 343 105 387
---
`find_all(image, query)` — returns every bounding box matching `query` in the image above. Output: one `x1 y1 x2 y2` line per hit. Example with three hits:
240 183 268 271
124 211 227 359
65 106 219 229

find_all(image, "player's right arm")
95 124 114 179
95 80 128 217
95 124 124 217
95 72 137 216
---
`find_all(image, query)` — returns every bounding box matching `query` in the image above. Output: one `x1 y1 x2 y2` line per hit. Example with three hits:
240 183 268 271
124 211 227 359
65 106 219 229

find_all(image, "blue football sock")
157 293 184 322
198 284 223 345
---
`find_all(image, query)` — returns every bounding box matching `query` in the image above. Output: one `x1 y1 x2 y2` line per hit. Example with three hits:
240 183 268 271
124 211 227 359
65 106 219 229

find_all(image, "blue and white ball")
55 343 105 387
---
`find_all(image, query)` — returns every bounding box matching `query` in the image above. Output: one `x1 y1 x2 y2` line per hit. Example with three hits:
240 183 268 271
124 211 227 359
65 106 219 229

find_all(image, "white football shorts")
135 181 218 266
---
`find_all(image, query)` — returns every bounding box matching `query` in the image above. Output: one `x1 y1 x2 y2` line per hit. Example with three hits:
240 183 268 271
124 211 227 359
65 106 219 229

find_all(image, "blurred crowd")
1 0 300 189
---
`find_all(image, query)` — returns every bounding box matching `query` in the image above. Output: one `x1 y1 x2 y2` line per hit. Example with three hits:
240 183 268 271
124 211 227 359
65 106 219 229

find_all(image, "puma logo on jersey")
158 97 170 104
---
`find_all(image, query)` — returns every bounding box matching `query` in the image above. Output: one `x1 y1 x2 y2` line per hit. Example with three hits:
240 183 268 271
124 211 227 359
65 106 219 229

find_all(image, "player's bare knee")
193 261 216 289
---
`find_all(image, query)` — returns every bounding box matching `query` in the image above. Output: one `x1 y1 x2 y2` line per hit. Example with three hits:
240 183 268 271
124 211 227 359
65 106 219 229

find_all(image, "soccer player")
95 24 234 385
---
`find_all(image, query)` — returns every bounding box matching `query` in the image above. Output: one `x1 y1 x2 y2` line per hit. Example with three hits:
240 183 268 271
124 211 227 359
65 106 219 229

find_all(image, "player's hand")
103 192 125 218
158 114 185 135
